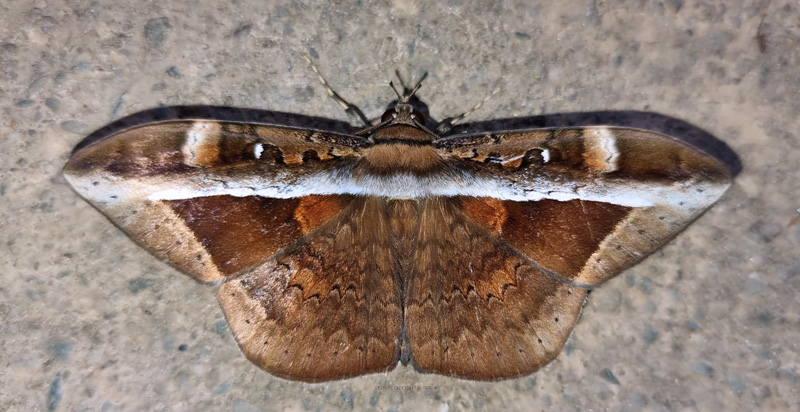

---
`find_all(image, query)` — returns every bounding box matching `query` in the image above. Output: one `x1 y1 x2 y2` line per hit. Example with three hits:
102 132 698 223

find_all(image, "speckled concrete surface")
1 1 798 411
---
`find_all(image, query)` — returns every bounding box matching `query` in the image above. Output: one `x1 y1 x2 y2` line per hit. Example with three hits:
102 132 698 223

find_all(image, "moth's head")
357 76 438 143
382 78 428 127
379 98 427 129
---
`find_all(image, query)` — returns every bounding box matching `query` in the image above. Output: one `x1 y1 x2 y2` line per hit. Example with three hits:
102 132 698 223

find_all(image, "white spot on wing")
541 148 550 163
254 143 264 159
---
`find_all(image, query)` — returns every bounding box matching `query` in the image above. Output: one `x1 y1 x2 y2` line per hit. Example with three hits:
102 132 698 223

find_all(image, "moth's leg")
435 86 501 135
301 53 371 127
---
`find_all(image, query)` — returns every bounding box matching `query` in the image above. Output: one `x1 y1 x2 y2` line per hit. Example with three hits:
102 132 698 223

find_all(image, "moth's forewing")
435 127 731 287
63 121 368 282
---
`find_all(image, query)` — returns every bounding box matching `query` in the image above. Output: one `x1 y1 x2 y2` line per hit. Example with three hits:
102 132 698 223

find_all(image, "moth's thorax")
371 123 432 143
364 124 441 173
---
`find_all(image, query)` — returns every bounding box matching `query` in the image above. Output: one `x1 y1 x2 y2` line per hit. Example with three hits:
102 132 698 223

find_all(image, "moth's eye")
411 109 426 125
381 109 397 122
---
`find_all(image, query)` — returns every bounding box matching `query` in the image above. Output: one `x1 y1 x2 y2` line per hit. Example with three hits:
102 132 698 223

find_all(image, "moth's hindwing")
404 198 588 379
218 196 402 381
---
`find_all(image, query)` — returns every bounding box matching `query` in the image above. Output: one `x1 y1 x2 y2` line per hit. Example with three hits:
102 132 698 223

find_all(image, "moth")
63 76 731 382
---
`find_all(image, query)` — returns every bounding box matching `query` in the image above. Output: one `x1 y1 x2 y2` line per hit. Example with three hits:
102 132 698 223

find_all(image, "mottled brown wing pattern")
218 197 402 382
405 198 586 379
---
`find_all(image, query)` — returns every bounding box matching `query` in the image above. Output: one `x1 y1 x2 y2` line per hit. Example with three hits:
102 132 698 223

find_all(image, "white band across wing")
67 167 726 214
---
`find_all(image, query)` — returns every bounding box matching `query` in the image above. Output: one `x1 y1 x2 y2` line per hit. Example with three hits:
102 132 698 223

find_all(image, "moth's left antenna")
300 53 371 128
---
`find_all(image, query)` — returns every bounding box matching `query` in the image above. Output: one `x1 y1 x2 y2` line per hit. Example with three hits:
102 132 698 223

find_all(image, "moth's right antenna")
436 86 501 135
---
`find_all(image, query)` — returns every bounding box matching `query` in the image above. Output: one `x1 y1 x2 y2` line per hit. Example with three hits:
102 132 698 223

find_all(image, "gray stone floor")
2 1 798 411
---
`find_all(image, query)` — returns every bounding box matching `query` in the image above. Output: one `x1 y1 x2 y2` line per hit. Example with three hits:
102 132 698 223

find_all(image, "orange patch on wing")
459 197 508 235
460 198 631 281
499 199 631 280
294 195 352 233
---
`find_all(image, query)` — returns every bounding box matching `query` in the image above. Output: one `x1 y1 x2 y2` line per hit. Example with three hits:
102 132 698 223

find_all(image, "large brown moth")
63 72 731 382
